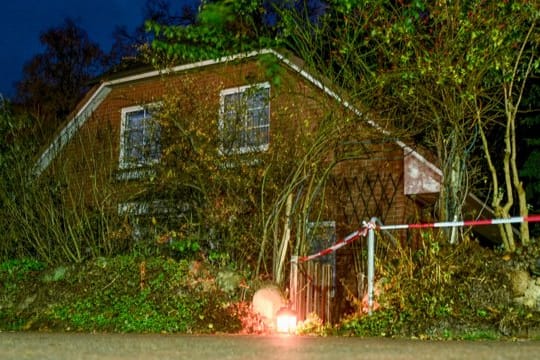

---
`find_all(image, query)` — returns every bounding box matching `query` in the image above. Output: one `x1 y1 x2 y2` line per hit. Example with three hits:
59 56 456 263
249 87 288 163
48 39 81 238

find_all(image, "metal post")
367 222 375 315
449 214 458 245
289 256 298 312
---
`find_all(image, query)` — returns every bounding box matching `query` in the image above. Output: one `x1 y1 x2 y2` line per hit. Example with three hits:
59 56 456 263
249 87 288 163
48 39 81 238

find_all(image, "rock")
511 268 540 310
18 294 37 311
216 270 242 294
523 296 537 309
523 282 540 310
514 296 526 307
510 269 530 297
252 285 286 330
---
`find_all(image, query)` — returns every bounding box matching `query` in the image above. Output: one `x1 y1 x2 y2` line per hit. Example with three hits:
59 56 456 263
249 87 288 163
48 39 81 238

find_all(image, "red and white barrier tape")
378 214 540 231
297 215 540 262
298 222 376 263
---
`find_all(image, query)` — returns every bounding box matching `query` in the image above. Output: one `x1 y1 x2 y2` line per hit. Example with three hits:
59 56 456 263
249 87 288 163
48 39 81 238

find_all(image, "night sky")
0 0 196 100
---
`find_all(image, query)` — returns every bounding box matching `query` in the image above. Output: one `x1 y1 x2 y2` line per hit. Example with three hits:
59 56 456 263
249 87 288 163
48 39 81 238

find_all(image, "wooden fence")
289 257 334 324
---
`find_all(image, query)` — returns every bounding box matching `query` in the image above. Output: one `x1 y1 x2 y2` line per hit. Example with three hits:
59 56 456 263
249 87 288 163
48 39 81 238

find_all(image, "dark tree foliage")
519 80 540 223
15 18 104 144
146 0 327 65
105 0 199 71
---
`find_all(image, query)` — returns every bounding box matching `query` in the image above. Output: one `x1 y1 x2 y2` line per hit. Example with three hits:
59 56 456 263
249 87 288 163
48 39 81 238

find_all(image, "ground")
1 240 540 338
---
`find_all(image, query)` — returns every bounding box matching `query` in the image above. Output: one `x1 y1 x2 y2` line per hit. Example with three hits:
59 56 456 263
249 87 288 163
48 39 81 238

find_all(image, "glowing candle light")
275 307 297 334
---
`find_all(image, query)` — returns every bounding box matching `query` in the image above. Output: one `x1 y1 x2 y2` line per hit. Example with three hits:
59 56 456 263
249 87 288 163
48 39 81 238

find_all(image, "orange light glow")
276 307 297 334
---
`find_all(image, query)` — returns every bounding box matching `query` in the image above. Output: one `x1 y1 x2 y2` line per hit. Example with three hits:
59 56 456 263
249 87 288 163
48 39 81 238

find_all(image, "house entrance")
290 221 336 324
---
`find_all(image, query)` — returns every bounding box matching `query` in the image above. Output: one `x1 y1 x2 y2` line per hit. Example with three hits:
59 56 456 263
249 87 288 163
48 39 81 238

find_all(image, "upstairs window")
119 105 161 170
220 82 270 154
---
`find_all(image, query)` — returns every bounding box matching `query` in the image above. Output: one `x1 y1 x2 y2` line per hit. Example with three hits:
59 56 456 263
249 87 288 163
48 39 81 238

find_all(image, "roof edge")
32 50 273 177
269 49 443 177
33 48 443 181
32 84 112 177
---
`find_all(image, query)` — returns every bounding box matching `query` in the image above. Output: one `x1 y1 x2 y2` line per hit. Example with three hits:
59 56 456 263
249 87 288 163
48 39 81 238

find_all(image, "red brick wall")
50 59 335 203
49 55 424 234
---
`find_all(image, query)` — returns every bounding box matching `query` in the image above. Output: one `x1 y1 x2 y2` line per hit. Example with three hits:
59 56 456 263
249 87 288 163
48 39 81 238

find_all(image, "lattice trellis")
330 172 403 226
329 171 403 305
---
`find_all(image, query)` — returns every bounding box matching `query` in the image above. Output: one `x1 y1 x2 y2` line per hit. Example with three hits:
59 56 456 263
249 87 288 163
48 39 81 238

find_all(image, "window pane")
126 110 145 125
246 88 268 108
224 93 242 115
248 108 269 127
147 121 161 160
125 128 144 162
122 107 161 167
220 85 269 153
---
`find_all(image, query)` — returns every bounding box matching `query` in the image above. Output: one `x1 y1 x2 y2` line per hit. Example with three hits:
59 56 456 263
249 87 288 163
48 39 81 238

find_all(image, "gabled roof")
33 49 441 181
32 48 506 242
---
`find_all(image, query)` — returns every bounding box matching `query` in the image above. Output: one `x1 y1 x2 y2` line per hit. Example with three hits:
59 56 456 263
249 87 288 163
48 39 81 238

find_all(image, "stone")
523 296 536 309
252 285 286 330
523 282 540 310
510 269 530 297
216 270 242 294
531 258 540 276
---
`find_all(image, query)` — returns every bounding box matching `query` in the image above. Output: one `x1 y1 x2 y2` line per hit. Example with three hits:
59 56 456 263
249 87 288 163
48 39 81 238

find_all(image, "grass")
4 223 540 338
459 330 501 341
2 247 540 338
0 254 248 333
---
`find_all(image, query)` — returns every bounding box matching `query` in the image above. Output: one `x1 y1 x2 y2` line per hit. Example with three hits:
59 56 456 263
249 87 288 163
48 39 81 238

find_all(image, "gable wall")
48 60 328 207
48 56 419 240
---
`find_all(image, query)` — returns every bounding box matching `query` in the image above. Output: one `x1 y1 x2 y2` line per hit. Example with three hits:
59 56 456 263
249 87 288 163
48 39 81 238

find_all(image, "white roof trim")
32 85 112 176
34 48 441 178
266 49 442 177
32 50 270 177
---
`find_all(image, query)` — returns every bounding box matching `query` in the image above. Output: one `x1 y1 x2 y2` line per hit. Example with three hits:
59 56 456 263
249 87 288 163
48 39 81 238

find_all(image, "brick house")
34 48 442 225
33 49 485 319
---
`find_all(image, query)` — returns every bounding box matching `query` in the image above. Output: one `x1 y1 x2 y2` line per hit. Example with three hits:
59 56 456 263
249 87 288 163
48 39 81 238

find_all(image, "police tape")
378 214 540 230
297 215 540 263
298 221 375 263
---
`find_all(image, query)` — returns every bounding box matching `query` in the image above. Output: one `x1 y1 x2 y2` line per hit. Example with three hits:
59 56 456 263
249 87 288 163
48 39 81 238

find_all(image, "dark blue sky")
0 0 196 100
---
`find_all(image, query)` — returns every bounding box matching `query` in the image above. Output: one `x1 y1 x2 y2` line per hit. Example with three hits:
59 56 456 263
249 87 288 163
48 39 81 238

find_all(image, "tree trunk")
508 85 531 246
510 116 530 246
275 193 293 285
477 110 516 252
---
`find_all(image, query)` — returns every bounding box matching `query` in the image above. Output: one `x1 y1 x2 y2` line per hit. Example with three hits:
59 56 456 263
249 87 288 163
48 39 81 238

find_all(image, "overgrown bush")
133 80 310 275
0 98 131 265
336 232 540 339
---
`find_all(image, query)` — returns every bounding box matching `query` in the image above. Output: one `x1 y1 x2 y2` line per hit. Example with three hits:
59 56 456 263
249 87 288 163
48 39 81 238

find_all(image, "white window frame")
117 200 180 216
219 82 270 155
119 103 161 170
117 200 191 241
